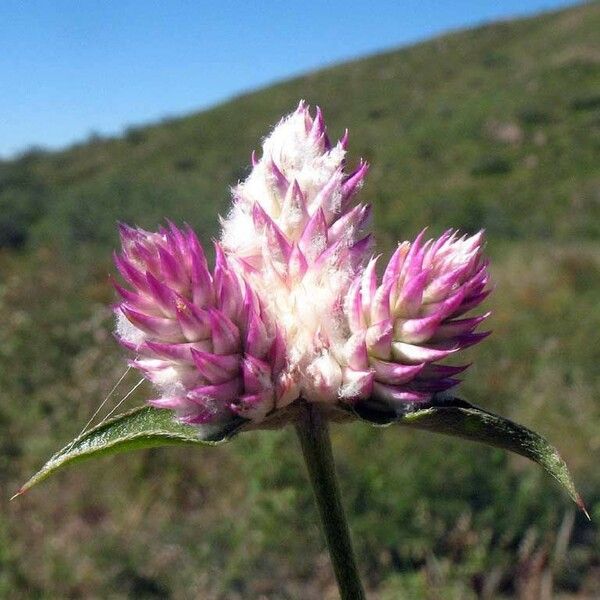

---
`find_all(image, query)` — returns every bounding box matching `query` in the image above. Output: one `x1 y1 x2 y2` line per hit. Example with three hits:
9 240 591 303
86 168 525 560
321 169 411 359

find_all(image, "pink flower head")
114 102 490 426
113 222 284 424
343 229 490 405
220 101 372 405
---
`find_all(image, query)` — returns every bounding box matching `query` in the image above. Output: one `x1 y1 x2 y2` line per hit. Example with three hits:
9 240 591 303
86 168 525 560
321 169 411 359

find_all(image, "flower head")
114 102 490 426
220 101 372 405
113 222 284 424
343 229 490 404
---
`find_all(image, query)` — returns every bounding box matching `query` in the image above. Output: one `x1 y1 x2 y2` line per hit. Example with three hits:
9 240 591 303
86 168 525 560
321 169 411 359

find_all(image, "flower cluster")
114 102 490 426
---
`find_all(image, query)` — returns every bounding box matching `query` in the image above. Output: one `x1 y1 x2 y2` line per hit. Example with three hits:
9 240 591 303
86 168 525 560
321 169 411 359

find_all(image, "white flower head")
221 101 372 404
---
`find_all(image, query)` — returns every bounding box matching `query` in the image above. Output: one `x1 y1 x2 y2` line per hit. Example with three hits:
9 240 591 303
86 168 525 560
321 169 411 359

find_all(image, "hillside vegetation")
1 3 599 598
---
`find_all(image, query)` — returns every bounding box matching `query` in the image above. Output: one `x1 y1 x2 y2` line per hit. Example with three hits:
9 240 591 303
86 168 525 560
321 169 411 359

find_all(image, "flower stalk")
295 402 366 600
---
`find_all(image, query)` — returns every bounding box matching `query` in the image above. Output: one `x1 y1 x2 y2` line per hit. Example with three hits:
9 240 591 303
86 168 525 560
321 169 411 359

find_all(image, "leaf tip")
577 494 591 521
10 486 26 502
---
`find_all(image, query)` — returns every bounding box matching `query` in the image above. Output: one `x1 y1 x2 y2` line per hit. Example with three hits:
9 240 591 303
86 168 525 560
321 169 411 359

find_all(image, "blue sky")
0 0 580 158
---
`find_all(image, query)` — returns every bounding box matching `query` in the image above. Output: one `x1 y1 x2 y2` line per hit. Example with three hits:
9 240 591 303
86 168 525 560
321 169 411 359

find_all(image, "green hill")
1 3 599 598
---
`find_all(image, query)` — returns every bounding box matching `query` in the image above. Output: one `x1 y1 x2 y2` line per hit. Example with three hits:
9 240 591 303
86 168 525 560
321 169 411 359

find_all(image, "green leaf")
352 393 588 516
13 405 247 498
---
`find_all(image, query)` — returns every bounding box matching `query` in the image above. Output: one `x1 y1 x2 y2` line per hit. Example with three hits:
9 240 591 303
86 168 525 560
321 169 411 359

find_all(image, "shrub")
470 155 512 176
569 95 600 112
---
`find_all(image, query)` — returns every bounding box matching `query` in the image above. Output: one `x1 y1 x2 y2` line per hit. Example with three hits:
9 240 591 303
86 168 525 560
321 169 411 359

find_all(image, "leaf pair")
13 394 588 518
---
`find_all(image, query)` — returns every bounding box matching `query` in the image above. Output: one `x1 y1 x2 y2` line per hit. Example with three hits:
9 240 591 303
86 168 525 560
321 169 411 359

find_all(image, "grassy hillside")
1 3 599 598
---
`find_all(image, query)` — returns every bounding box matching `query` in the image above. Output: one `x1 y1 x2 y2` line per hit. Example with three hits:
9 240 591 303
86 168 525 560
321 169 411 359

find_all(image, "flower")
220 100 372 405
113 222 284 424
343 229 490 405
114 102 490 426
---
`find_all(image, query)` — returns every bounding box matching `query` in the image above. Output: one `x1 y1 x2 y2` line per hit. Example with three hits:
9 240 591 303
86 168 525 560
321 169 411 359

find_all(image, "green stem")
295 403 366 600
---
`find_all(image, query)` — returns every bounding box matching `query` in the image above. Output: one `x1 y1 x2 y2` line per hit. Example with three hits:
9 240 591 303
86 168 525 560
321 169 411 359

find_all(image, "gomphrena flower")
113 223 285 424
114 102 490 425
344 229 490 404
220 101 372 405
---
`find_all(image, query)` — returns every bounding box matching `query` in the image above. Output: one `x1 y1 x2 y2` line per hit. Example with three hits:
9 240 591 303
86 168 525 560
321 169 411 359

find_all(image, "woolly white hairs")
115 310 146 347
221 109 347 258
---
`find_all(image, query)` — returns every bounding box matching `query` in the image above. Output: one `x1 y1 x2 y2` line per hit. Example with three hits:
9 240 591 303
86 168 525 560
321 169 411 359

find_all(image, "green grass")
1 3 599 597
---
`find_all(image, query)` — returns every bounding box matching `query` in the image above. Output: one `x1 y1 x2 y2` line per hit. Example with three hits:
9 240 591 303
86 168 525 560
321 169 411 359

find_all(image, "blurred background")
1 1 599 598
